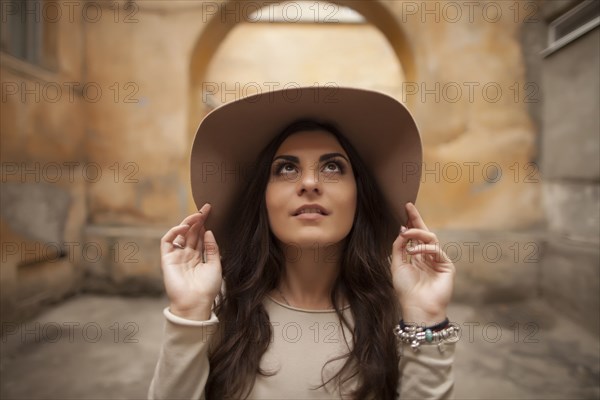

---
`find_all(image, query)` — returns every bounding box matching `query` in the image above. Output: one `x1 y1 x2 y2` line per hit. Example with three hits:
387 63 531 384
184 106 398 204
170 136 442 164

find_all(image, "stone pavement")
1 294 598 399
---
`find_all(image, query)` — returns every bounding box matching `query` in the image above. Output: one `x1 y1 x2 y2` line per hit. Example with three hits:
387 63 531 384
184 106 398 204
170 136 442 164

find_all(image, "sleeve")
147 307 220 400
397 341 456 400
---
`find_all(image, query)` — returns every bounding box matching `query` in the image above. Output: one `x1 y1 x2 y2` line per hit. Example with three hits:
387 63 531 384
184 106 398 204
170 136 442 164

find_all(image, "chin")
277 231 348 250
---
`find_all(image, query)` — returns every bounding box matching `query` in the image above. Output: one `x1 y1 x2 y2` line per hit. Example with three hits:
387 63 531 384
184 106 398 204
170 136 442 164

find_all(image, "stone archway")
189 1 415 81
183 0 542 233
187 0 415 136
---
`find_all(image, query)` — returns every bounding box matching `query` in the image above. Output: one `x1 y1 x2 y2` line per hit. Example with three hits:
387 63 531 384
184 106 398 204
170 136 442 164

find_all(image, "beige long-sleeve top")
148 295 455 400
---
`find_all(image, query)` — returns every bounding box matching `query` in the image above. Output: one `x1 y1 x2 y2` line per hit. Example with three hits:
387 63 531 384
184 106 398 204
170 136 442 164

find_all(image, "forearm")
148 308 219 400
397 341 456 400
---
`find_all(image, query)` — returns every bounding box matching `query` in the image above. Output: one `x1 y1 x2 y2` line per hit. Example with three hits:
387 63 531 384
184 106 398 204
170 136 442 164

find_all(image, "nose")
297 165 322 195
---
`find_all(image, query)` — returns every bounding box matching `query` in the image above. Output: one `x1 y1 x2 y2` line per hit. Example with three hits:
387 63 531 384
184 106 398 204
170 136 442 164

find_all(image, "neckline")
265 294 351 314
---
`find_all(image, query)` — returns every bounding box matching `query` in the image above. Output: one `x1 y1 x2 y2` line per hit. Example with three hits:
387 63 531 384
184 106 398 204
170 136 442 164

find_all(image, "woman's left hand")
391 202 456 325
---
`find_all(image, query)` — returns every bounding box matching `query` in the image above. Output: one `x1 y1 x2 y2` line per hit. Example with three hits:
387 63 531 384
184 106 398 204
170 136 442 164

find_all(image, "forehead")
274 130 346 156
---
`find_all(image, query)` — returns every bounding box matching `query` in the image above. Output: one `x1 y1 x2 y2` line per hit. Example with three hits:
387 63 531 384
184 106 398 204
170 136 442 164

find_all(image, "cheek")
347 187 358 220
338 181 358 222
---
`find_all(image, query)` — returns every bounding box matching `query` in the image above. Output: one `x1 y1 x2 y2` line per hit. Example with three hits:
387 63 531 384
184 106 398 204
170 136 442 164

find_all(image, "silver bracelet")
393 321 460 352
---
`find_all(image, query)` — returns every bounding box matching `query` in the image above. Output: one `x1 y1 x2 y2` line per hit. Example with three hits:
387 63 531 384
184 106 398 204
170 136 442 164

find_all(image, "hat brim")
190 86 422 242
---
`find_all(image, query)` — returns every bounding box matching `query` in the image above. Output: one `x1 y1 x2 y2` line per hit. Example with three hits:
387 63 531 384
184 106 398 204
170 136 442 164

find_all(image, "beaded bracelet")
399 317 449 331
393 318 460 352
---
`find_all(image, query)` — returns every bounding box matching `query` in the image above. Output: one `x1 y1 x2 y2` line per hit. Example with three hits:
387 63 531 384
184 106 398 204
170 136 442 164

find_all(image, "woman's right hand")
160 203 222 321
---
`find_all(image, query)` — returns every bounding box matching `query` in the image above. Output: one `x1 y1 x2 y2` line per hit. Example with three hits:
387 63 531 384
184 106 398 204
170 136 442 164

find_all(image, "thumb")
203 230 220 263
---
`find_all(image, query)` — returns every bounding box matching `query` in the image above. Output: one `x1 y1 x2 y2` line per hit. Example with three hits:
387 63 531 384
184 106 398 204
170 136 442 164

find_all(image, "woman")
148 87 458 399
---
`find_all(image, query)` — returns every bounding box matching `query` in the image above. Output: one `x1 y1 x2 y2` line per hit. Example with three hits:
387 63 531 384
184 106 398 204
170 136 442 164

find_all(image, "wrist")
169 303 213 321
401 305 447 326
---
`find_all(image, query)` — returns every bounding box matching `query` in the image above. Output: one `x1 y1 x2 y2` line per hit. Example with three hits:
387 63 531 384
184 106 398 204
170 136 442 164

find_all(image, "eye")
323 162 341 173
322 160 345 175
280 163 296 174
273 162 298 177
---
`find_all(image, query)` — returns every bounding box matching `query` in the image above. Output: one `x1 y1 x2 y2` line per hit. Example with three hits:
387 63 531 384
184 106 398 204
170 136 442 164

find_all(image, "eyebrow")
272 152 350 164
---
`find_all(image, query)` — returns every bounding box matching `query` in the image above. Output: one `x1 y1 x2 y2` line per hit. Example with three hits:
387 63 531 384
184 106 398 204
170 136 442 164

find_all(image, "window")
1 0 57 70
542 0 600 57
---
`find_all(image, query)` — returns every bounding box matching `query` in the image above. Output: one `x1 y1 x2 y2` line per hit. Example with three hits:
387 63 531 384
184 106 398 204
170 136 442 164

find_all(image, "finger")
195 225 206 258
185 220 203 250
203 230 220 264
405 202 429 231
172 203 212 251
400 228 438 244
173 235 186 249
161 204 209 246
180 203 212 227
161 224 191 253
406 244 452 263
393 226 410 264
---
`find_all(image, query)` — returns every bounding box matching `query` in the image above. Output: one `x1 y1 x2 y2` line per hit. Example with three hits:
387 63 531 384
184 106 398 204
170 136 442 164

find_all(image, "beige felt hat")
190 86 422 241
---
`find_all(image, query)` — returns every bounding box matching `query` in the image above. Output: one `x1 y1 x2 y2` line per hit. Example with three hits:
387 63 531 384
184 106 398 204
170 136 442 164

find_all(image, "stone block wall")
1 9 87 326
1 1 598 338
538 0 600 335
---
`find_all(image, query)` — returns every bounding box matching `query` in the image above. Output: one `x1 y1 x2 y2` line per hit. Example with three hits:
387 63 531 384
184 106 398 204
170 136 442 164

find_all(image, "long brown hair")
205 120 401 399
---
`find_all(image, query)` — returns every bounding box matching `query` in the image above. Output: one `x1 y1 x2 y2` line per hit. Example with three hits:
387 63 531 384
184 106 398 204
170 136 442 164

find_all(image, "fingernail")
400 225 407 233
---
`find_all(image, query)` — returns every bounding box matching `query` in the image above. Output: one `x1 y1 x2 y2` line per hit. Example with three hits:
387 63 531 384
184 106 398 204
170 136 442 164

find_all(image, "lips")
292 204 329 216
296 208 325 215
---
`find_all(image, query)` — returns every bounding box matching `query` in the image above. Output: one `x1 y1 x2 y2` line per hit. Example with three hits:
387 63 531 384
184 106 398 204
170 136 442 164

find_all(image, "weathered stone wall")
538 0 600 335
1 8 87 324
1 0 598 336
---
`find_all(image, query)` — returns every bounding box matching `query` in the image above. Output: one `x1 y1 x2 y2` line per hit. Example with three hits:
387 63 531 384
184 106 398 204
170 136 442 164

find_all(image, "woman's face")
265 129 357 249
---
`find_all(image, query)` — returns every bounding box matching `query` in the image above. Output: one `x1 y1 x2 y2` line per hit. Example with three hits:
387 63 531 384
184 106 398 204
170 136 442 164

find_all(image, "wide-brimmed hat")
190 86 422 242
